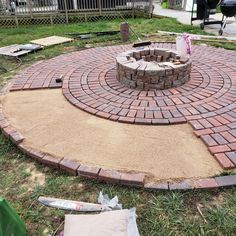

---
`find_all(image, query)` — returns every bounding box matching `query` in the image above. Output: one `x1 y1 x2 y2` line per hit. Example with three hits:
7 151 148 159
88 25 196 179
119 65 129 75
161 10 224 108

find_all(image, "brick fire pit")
116 47 192 90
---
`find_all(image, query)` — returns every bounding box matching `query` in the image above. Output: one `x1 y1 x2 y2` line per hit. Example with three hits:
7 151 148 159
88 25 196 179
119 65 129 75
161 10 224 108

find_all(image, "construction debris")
18 43 42 51
68 31 120 39
64 208 139 236
196 204 208 223
55 75 63 83
98 191 122 210
133 41 151 47
79 34 94 40
119 13 151 47
147 31 236 41
0 45 31 57
38 196 104 212
38 192 122 212
0 36 73 58
0 44 41 57
38 193 131 235
120 22 130 42
30 36 73 47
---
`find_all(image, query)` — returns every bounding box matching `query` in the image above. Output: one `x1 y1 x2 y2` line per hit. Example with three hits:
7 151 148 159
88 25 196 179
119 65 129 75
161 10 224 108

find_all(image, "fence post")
0 0 3 10
50 14 53 25
182 0 187 10
73 0 78 10
98 0 102 15
27 0 33 18
149 0 153 18
15 15 19 28
64 0 69 24
132 0 135 18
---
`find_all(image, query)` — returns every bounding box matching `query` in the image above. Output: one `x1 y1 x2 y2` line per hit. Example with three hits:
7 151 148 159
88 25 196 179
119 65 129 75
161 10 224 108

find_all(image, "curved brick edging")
7 44 236 170
144 177 236 190
116 47 191 90
17 140 236 190
1 108 236 190
3 43 236 190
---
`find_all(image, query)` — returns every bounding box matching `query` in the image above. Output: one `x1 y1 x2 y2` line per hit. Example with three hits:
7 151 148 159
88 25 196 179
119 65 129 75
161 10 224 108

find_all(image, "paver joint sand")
1 89 222 181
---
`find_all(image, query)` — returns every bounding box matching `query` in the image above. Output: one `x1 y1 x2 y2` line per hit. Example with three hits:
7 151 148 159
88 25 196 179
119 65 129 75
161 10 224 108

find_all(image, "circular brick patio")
59 44 236 127
7 43 236 188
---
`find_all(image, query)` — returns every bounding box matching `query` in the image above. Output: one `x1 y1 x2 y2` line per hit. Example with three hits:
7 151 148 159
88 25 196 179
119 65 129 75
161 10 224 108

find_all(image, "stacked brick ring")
116 47 192 90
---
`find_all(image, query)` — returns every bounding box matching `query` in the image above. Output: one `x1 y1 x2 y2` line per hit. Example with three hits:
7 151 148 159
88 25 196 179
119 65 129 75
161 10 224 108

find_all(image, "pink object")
182 33 192 55
176 33 192 57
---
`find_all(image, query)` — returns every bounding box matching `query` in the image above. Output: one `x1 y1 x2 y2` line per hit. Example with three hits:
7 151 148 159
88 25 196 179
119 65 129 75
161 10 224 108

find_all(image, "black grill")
218 0 236 35
191 0 236 35
220 0 236 17
191 0 223 31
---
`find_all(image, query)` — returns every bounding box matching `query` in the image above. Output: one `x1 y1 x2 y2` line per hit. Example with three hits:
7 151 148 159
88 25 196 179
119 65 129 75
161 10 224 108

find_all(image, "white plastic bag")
98 191 122 211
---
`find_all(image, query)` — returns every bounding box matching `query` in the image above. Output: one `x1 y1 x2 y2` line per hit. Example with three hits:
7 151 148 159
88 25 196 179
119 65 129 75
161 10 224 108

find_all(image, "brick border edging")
17 144 145 188
1 104 236 190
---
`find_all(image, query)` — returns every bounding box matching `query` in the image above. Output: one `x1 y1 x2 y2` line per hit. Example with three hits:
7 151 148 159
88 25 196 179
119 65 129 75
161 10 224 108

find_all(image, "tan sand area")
1 89 222 181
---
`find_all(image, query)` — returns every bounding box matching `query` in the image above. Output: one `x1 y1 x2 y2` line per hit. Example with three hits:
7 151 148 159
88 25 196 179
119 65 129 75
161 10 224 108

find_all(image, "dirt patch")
22 163 45 191
1 89 222 181
206 193 226 209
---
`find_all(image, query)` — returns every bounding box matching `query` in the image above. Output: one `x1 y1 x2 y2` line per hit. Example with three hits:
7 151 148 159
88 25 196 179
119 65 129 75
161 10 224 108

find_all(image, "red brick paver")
9 43 236 169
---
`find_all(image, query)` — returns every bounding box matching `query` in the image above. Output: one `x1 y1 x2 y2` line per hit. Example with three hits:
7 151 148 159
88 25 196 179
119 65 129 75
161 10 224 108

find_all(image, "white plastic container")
176 34 192 58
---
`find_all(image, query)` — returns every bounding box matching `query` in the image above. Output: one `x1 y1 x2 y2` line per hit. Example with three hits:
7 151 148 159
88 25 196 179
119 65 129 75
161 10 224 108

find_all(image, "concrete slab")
153 3 236 37
0 44 31 57
0 44 42 57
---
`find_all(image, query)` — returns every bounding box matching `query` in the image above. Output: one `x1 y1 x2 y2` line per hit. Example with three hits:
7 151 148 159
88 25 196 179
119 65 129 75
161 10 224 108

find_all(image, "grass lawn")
0 17 208 47
0 17 236 235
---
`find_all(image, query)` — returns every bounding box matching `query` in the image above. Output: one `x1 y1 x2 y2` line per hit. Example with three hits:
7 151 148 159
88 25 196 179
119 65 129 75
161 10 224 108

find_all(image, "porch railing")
0 0 153 27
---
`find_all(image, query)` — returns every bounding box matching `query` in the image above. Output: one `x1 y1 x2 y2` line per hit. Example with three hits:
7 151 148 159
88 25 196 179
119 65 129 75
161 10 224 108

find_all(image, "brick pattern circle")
9 43 236 169
6 43 236 185
62 43 236 126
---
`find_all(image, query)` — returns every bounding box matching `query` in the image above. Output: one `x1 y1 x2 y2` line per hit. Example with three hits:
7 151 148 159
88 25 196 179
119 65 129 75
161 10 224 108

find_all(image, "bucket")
176 34 192 57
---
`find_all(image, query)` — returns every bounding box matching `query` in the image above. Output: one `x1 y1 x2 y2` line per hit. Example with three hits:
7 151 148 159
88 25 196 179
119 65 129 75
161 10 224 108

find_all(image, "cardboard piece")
30 36 73 47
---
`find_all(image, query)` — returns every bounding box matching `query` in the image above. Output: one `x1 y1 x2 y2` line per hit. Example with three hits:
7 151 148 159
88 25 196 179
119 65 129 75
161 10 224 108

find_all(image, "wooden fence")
0 0 153 27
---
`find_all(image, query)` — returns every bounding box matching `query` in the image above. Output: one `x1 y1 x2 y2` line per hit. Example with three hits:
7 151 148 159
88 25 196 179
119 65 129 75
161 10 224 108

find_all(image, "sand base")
1 89 222 181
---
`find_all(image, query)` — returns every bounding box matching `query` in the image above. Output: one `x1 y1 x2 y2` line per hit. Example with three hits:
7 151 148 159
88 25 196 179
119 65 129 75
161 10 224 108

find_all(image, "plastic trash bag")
127 208 140 236
0 198 26 236
98 191 122 211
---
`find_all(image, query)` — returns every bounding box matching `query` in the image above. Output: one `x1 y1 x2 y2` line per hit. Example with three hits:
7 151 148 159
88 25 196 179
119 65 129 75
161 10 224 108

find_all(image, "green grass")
1 17 236 235
1 136 236 235
0 17 208 47
0 16 235 84
202 41 236 51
